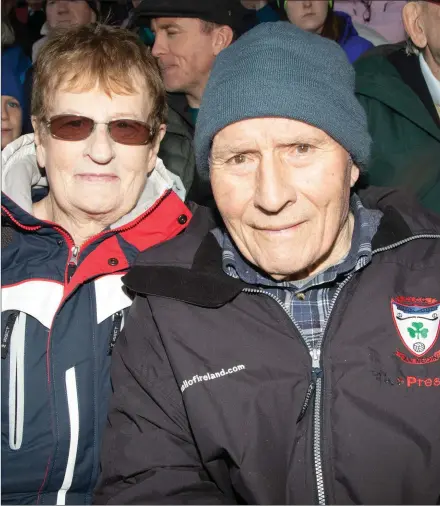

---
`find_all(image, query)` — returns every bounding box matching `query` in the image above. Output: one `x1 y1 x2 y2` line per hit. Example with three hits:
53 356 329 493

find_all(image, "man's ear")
212 25 234 56
402 1 427 49
350 163 360 188
32 116 47 169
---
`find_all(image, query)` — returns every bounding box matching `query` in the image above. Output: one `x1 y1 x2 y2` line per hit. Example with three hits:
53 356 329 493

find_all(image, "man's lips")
75 173 119 182
159 64 177 72
256 222 305 233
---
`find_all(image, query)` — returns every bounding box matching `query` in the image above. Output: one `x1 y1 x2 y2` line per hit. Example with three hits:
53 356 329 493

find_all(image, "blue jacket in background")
335 10 374 63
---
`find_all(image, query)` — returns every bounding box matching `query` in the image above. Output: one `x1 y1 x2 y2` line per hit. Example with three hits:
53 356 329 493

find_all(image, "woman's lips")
75 173 119 182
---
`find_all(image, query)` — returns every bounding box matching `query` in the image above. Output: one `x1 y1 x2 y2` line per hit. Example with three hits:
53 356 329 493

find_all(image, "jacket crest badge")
391 297 440 364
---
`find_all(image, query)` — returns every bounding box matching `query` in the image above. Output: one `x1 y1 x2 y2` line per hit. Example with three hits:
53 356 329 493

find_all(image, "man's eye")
228 154 247 165
166 30 179 36
296 144 311 154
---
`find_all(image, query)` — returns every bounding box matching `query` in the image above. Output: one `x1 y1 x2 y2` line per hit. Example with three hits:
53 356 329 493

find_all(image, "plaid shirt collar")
217 194 383 292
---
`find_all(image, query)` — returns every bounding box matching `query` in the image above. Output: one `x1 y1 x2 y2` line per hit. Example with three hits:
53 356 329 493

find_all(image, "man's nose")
253 153 297 214
151 33 167 58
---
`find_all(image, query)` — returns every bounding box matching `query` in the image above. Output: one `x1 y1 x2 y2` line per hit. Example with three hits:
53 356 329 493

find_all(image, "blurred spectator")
133 0 254 204
1 58 25 150
26 0 46 46
355 0 440 213
1 44 31 148
276 0 374 63
121 0 142 27
2 0 33 56
241 0 280 21
32 0 99 61
335 0 406 43
245 0 388 44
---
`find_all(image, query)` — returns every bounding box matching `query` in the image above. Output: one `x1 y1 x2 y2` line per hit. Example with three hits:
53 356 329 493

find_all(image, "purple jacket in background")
336 10 374 63
334 0 406 43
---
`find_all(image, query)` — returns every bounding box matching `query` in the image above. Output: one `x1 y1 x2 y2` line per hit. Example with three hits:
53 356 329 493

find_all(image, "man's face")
210 117 359 281
46 0 96 29
151 17 218 97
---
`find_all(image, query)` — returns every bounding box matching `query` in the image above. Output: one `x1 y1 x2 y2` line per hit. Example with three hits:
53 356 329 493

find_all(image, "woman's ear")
146 123 167 174
32 116 47 169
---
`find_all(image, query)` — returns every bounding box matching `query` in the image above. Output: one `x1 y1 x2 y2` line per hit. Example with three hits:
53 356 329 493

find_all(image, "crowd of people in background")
1 0 439 504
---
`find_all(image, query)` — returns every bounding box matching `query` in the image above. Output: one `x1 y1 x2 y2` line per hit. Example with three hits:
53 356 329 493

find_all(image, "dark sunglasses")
45 115 155 145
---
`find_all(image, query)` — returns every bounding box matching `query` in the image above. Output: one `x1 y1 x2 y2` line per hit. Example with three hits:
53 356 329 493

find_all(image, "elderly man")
95 23 440 504
132 0 254 204
355 0 440 213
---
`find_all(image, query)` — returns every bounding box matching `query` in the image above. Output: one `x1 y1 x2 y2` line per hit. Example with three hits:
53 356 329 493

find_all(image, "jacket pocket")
56 366 80 505
8 312 27 451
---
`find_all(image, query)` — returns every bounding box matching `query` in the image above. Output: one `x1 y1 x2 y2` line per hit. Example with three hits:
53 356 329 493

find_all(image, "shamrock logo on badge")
391 297 440 361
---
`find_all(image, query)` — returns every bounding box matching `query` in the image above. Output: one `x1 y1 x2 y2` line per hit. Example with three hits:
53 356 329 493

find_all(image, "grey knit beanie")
195 22 371 179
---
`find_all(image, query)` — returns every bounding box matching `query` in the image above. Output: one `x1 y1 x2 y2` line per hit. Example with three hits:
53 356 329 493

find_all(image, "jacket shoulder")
132 205 219 269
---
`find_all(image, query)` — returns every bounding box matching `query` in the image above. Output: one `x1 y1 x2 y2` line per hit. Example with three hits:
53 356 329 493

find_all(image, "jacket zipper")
108 311 124 355
244 278 352 505
2 310 19 359
67 246 80 283
242 233 440 504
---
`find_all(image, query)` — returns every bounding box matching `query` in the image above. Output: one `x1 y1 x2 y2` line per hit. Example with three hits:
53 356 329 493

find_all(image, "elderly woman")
1 24 190 504
96 22 440 505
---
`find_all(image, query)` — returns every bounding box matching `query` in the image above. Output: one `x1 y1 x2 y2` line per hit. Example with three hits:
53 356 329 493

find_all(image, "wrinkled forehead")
211 117 334 151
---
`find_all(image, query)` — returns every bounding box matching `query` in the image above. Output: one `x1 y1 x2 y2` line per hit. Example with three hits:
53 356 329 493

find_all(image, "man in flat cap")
96 22 440 505
132 0 255 204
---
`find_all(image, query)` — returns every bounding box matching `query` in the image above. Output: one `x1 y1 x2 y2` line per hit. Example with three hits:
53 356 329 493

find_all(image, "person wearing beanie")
131 0 257 206
95 22 440 505
275 0 374 63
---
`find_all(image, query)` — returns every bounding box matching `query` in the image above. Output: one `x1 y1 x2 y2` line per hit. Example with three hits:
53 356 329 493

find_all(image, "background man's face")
151 17 217 96
422 1 440 75
46 0 96 29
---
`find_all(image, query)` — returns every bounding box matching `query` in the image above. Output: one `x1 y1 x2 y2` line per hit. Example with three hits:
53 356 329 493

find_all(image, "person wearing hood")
95 22 440 505
1 24 190 505
1 45 31 149
277 0 374 63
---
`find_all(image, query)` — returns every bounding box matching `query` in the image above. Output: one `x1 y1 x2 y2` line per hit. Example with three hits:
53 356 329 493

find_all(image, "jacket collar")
355 47 440 138
387 48 440 128
123 188 440 307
